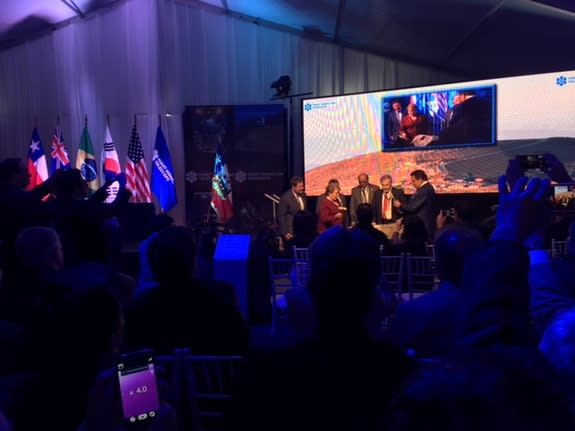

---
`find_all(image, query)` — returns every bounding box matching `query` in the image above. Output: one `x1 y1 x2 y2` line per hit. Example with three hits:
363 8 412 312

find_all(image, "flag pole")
106 114 110 126
85 114 88 127
57 115 60 126
134 114 137 127
158 114 162 127
34 115 37 128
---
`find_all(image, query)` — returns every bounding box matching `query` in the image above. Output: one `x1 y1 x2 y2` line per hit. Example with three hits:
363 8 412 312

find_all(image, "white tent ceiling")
1 0 575 79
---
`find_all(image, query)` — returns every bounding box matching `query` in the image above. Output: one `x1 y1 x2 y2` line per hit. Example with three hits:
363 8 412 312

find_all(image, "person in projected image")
443 93 464 129
438 90 492 146
399 104 430 145
387 100 406 146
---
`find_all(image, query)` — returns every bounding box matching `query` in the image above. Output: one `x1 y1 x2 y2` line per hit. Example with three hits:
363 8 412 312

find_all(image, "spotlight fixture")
270 75 292 98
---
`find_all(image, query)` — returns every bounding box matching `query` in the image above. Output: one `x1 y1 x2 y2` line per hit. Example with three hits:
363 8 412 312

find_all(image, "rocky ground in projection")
306 137 575 196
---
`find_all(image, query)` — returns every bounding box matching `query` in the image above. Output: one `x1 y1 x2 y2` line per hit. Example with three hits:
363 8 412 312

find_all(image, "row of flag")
27 118 177 213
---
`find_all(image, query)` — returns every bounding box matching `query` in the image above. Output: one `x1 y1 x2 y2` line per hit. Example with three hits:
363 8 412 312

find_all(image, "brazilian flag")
77 123 99 195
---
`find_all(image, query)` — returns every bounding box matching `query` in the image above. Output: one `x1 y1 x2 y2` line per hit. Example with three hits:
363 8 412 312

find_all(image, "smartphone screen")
117 351 160 424
552 183 575 211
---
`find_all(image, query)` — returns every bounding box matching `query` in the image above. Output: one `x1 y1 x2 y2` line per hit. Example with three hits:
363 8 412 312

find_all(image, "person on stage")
317 182 346 233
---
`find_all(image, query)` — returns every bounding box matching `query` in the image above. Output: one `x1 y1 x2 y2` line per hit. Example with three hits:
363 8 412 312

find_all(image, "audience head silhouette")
307 225 380 335
0 157 29 188
434 224 483 285
356 203 374 226
148 225 196 285
15 226 64 271
53 168 88 200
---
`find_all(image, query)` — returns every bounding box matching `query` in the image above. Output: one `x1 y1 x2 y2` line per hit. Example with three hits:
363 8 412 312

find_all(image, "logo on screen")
304 103 312 112
556 76 568 86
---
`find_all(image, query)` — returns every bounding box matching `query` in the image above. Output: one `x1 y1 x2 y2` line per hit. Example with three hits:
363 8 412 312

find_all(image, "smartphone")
551 183 575 210
518 154 546 170
117 350 161 425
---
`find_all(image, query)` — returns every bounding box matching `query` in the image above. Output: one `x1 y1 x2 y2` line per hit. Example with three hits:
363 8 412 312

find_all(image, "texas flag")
26 127 49 190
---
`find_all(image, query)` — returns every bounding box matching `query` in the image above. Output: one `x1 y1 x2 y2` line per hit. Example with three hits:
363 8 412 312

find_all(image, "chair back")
180 350 243 428
292 246 311 289
268 257 295 335
551 239 567 258
379 254 405 294
405 254 437 301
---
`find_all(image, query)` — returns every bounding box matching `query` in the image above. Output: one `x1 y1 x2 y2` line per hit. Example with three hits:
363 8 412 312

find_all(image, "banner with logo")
182 105 286 231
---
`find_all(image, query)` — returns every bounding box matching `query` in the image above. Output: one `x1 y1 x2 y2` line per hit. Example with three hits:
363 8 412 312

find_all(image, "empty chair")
380 254 405 295
180 350 243 429
268 257 295 335
292 246 311 289
551 239 567 258
405 254 437 301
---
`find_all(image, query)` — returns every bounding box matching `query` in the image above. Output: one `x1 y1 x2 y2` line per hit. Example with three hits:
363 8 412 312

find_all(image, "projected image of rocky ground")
305 137 575 196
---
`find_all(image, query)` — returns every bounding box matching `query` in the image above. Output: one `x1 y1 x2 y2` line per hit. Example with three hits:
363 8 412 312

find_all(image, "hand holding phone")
80 365 177 431
117 351 161 426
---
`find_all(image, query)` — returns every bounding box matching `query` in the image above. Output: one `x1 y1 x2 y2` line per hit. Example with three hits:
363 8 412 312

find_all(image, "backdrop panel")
183 104 286 230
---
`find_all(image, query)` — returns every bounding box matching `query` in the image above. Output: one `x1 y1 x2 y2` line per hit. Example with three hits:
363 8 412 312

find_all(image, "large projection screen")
303 70 575 195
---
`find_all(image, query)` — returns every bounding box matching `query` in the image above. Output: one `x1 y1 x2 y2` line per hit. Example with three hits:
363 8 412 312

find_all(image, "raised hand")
492 175 550 243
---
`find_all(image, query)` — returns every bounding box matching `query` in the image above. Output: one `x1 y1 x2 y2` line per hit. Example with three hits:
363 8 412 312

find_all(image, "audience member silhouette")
124 226 248 354
229 226 409 430
393 225 483 357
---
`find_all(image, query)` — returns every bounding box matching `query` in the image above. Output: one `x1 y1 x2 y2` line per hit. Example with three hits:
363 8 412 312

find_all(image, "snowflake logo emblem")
235 170 247 183
556 76 567 86
304 103 312 112
186 170 198 184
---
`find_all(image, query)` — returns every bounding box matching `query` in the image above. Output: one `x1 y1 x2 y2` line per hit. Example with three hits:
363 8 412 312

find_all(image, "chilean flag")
27 127 49 190
210 143 233 223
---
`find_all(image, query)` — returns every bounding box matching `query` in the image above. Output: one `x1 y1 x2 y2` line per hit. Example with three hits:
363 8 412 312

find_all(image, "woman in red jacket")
318 183 346 233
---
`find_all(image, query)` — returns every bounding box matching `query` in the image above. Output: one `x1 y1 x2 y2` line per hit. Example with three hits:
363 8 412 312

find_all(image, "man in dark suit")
349 173 379 225
392 225 483 357
442 93 463 129
386 100 406 147
373 174 406 239
278 176 307 244
439 90 493 146
394 169 437 242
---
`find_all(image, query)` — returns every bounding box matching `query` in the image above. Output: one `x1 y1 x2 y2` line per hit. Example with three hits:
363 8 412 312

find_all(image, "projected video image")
382 85 496 151
302 69 575 195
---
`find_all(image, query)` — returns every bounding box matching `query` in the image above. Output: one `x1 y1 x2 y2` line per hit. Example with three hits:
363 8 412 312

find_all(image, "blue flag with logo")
151 125 177 212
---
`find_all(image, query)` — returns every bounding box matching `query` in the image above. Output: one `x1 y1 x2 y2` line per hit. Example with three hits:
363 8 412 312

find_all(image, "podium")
213 234 251 319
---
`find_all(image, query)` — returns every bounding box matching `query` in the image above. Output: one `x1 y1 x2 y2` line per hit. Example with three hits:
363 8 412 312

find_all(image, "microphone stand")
264 193 280 228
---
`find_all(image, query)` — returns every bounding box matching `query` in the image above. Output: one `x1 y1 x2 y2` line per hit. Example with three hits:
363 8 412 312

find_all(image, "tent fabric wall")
0 0 460 224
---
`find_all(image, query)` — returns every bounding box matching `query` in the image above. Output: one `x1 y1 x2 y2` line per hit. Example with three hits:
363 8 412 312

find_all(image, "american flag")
125 125 151 203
